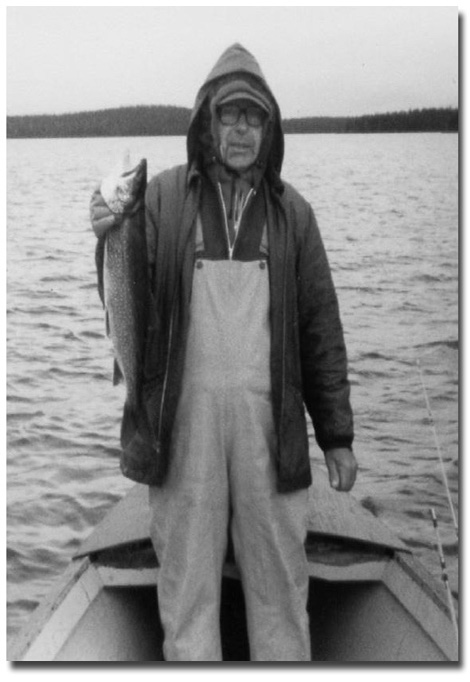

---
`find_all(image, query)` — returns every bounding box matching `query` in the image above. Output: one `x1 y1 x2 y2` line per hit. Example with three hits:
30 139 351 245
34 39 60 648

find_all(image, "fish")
95 155 151 449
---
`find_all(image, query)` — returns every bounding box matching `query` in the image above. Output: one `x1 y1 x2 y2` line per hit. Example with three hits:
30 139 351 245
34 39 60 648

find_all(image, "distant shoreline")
6 105 458 139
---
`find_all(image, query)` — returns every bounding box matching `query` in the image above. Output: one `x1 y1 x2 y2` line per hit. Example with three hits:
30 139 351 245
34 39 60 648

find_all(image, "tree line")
282 107 458 134
6 105 191 139
7 105 458 139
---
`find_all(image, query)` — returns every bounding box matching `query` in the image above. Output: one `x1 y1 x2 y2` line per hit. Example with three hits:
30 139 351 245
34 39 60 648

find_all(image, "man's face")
216 99 265 172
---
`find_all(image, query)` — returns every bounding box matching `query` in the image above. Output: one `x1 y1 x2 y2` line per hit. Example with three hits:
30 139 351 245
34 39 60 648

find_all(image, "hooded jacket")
115 44 354 492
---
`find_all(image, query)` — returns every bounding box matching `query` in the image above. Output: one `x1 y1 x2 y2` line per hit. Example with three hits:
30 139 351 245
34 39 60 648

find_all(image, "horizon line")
6 103 459 120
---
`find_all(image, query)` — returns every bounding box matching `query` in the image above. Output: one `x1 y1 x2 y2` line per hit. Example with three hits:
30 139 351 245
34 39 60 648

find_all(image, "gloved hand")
90 187 121 239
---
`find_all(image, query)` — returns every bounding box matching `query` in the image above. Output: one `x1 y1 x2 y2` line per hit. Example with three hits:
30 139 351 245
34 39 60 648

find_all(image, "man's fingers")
92 214 118 238
325 448 358 492
326 459 340 490
338 464 356 491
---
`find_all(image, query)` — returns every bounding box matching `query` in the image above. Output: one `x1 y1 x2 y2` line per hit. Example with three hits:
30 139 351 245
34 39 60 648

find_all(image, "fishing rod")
417 360 458 539
430 508 459 656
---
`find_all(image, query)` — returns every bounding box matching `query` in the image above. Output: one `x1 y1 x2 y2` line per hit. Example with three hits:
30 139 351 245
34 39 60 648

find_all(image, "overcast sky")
7 5 458 119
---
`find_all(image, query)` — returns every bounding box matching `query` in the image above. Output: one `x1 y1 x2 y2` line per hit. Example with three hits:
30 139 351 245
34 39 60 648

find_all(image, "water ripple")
7 133 459 642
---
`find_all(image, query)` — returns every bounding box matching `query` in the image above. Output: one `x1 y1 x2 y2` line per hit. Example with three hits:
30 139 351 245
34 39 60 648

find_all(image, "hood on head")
187 43 284 184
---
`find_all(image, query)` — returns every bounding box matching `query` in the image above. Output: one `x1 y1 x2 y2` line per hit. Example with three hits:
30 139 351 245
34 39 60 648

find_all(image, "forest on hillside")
7 105 458 138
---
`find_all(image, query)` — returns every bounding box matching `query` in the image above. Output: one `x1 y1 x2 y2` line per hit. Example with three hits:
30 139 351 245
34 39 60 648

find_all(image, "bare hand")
325 448 357 492
90 188 120 238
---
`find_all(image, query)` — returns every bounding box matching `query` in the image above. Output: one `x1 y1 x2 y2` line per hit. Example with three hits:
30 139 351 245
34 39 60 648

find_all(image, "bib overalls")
149 209 311 661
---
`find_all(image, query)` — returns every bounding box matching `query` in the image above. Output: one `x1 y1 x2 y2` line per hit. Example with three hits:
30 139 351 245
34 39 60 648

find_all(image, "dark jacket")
111 44 354 492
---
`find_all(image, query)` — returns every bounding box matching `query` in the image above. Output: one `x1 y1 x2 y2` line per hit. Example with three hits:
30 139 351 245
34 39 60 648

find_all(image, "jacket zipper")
216 182 255 260
276 199 289 454
156 297 176 452
281 229 288 441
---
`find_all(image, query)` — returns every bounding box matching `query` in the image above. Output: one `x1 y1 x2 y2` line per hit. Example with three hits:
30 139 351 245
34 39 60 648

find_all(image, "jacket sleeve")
295 200 354 452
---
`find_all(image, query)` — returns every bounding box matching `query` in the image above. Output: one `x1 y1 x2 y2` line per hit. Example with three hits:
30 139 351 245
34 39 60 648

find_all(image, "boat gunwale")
9 466 457 662
9 544 457 663
8 556 95 662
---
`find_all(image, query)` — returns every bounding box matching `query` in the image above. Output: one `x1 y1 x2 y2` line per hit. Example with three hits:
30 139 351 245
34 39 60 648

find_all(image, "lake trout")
95 156 151 450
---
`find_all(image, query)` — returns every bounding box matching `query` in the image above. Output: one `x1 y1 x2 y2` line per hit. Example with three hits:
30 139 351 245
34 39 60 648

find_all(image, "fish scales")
104 215 147 405
97 158 151 446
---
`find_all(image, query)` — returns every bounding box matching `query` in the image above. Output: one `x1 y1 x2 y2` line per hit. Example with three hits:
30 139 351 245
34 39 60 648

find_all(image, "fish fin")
113 360 124 386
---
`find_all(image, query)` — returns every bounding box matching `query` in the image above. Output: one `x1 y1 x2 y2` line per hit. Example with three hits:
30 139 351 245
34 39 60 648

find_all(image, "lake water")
6 133 459 644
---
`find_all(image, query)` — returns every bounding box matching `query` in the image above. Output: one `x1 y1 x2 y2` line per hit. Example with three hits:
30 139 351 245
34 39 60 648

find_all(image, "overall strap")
195 213 268 259
259 221 269 258
195 213 205 256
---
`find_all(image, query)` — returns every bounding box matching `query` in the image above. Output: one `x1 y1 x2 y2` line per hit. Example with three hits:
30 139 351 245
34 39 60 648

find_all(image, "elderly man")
91 43 357 662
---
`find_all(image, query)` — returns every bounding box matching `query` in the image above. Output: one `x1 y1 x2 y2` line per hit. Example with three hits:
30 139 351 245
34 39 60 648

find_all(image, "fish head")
101 157 147 214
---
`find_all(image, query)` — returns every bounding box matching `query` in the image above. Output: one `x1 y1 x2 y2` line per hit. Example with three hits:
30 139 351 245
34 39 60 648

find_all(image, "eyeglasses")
217 104 266 128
